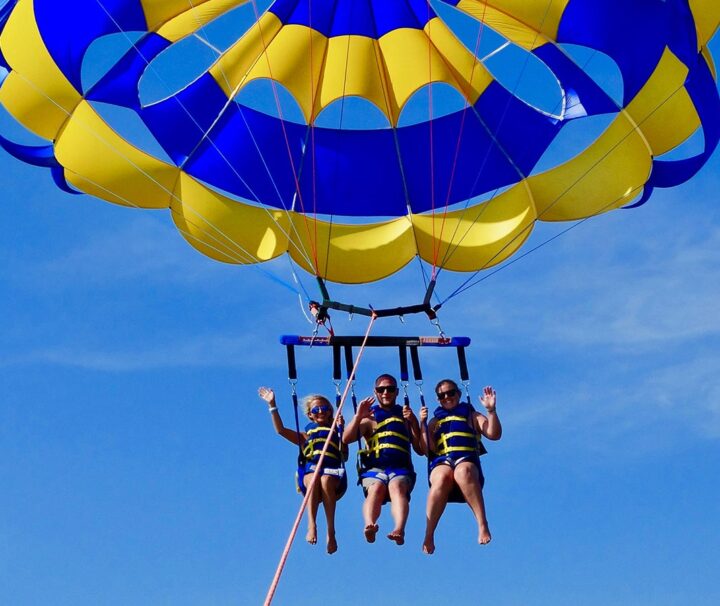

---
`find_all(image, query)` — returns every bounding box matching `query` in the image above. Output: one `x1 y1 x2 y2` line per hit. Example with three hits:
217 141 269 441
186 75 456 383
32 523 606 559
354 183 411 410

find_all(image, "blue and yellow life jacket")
359 404 413 470
296 422 347 499
302 422 343 469
430 401 486 465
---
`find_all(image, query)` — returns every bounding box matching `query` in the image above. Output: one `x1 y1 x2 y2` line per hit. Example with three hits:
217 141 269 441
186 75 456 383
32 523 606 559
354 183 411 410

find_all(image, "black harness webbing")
285 345 304 462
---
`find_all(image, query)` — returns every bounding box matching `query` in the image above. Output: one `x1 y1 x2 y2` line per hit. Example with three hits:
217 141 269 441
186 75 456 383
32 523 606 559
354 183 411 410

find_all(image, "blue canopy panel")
0 0 15 37
268 0 436 38
0 136 57 167
296 127 408 216
557 0 670 106
87 33 170 107
176 85 560 216
397 88 558 213
664 0 701 69
34 0 147 93
532 43 618 119
182 102 305 208
629 50 720 208
0 134 79 194
125 79 563 216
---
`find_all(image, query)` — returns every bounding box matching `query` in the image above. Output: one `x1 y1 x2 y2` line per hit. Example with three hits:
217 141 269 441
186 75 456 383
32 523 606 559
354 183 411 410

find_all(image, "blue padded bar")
280 335 472 347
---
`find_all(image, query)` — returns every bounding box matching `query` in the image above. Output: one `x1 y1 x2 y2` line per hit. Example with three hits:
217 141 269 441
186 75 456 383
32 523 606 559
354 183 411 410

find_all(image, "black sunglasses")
375 385 397 394
436 388 459 400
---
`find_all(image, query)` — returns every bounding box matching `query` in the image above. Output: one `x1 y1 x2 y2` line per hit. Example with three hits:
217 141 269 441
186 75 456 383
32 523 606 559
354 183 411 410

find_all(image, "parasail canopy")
1 0 718 287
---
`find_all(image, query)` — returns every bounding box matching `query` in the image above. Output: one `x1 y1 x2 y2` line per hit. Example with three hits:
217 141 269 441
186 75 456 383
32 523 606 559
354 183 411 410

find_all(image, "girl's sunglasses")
311 405 332 414
436 388 459 400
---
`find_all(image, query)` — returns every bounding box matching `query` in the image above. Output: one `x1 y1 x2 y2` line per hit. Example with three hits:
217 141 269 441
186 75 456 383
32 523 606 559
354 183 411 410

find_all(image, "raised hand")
479 386 496 413
258 386 276 406
357 396 376 418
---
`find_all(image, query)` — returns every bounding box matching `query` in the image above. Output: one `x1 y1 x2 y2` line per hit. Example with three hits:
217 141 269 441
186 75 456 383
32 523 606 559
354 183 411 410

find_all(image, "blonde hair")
302 394 334 418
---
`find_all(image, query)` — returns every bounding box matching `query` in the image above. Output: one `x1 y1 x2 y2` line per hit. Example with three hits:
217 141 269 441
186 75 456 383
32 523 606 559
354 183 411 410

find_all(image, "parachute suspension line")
424 0 439 275
91 0 318 272
435 28 628 294
433 0 555 273
425 0 487 279
264 313 378 606
287 257 313 302
442 140 669 303
8 65 310 299
286 256 318 324
433 0 491 272
182 0 319 270
320 8 356 281
442 192 633 302
439 74 689 306
9 71 308 293
362 7 424 283
293 0 321 274
247 0 322 275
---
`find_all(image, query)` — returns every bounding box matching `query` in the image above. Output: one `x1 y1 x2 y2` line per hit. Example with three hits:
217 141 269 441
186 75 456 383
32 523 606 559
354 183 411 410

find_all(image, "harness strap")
332 345 342 382
435 431 477 454
457 346 469 383
399 345 409 383
371 430 410 442
303 444 341 460
437 415 470 425
436 445 478 456
358 442 411 456
375 416 405 430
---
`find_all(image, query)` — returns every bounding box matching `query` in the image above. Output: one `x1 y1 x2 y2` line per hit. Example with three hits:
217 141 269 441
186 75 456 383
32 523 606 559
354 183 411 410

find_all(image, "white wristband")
268 407 278 413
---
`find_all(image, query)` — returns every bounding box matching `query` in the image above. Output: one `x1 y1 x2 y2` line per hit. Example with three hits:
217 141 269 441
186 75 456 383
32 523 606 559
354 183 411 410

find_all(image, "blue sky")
2 8 720 606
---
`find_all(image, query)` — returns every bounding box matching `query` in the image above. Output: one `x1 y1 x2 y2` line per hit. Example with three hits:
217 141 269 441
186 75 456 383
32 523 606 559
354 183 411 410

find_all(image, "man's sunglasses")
375 385 397 394
436 388 459 400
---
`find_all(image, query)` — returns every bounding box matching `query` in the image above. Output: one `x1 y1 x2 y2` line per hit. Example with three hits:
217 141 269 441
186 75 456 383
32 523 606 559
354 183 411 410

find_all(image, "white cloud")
502 347 720 453
0 332 284 372
36 217 224 286
440 217 720 352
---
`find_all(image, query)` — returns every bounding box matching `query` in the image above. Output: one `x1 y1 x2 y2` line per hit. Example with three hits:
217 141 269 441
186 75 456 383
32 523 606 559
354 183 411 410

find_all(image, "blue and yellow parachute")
0 0 718 285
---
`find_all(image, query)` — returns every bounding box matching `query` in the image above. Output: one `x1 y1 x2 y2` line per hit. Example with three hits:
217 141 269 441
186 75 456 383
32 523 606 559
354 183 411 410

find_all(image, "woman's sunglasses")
375 385 397 394
311 405 332 414
436 388 459 400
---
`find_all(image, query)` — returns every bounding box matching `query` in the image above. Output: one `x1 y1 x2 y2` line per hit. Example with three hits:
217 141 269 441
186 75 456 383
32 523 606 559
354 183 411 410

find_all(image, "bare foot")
364 524 379 543
422 535 435 555
387 529 405 546
479 524 492 545
327 533 338 554
306 527 317 545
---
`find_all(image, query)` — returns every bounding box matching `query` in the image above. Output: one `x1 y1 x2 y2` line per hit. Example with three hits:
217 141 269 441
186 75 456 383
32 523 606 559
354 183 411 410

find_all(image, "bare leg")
454 462 491 545
363 481 386 543
386 478 410 545
303 474 320 545
320 475 339 554
423 466 454 554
